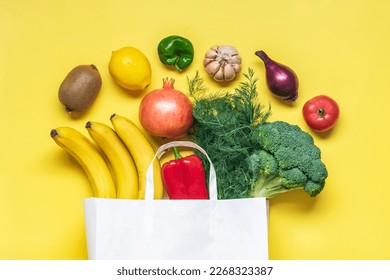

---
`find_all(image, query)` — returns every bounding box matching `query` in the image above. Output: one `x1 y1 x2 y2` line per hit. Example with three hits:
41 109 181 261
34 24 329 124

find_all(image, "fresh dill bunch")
188 68 271 199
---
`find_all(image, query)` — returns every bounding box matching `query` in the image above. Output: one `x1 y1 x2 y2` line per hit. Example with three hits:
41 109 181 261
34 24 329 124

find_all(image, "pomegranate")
139 78 193 138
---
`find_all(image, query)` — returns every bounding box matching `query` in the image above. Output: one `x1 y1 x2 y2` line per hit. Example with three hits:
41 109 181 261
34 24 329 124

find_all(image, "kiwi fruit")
58 64 102 113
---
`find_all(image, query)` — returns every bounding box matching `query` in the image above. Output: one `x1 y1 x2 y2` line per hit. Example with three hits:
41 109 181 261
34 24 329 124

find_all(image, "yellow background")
1 0 389 259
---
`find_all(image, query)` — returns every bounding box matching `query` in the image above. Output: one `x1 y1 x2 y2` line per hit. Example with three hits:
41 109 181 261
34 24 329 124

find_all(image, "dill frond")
188 69 271 199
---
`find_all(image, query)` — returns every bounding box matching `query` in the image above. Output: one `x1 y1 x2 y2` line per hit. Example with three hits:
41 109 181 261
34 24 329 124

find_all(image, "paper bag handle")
145 141 218 201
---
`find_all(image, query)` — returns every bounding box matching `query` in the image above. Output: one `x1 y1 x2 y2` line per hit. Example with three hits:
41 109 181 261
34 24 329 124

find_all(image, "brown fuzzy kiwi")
58 64 102 113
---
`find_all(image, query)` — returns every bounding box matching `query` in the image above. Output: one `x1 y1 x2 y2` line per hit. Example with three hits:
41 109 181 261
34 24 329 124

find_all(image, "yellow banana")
85 121 139 199
110 114 163 199
50 126 116 198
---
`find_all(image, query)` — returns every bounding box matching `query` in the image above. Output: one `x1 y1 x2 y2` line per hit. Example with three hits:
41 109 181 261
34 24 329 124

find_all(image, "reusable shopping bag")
84 141 268 259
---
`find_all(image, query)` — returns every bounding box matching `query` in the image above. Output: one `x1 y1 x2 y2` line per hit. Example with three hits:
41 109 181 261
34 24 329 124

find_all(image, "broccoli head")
247 121 328 198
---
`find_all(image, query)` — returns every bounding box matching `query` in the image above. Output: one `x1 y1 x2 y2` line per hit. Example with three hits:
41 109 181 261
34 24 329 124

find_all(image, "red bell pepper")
161 147 209 199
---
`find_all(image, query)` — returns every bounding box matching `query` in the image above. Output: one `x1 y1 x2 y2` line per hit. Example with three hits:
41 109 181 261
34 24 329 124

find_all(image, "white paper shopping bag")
84 141 269 260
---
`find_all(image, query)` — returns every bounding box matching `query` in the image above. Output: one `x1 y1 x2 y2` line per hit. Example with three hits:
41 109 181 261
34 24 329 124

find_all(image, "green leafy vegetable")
188 69 327 199
247 121 327 198
188 69 271 199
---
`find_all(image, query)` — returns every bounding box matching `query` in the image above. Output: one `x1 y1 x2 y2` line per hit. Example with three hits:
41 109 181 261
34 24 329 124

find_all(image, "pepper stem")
173 147 182 159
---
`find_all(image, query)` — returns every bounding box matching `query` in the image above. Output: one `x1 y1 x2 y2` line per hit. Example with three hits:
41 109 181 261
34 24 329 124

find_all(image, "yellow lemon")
108 46 152 91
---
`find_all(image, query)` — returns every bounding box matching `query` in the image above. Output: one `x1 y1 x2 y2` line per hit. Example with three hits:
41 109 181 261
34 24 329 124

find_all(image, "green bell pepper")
157 35 194 71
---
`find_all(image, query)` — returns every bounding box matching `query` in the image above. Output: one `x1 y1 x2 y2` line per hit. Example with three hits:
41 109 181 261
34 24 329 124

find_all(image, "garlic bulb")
203 45 242 82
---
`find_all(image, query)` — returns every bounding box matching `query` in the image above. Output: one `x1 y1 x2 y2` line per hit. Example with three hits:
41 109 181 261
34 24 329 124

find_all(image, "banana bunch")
50 114 163 199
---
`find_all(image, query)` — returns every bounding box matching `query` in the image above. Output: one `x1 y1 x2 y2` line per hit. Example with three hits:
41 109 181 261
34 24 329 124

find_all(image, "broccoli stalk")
251 171 291 198
247 121 328 198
